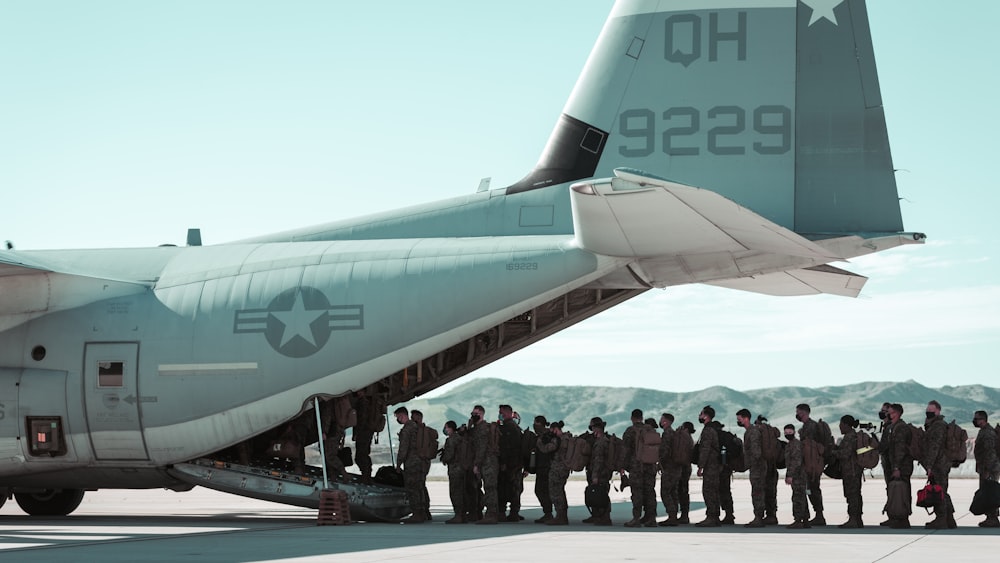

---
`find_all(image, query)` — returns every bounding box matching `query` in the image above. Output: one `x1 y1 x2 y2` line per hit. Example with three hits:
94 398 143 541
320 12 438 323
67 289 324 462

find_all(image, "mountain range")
399 378 1000 438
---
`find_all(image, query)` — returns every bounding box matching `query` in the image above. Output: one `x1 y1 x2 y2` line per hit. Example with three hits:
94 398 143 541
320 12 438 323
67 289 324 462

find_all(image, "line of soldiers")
393 400 1000 528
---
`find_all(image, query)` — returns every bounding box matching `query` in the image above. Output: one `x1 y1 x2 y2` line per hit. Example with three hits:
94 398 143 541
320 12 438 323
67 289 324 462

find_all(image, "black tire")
14 489 85 516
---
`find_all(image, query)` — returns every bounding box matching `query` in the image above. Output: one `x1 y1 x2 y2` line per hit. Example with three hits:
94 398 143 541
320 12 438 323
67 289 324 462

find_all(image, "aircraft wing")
704 264 867 297
0 250 149 331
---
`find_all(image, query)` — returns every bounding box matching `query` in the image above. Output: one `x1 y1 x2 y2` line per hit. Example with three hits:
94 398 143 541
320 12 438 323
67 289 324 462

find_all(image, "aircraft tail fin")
508 0 906 236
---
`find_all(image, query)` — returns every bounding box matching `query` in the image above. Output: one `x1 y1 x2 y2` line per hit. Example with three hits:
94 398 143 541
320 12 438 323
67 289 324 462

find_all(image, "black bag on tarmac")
970 480 1000 516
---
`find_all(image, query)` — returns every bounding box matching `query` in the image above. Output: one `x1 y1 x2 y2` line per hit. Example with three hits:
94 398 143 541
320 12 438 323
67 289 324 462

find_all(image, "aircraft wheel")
14 489 85 516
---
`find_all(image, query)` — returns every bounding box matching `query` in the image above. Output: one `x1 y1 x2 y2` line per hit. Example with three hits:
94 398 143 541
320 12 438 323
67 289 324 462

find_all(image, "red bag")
916 480 944 509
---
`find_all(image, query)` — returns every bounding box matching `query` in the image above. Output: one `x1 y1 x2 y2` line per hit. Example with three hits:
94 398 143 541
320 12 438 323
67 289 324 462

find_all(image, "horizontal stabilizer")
705 264 867 298
571 169 842 261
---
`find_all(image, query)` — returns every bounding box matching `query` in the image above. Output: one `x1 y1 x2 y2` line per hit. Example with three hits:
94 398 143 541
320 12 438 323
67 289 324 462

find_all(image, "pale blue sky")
2 1 997 393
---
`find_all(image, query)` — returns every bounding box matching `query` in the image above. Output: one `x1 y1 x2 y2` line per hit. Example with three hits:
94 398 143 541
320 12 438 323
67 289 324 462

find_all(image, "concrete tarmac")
0 477 995 562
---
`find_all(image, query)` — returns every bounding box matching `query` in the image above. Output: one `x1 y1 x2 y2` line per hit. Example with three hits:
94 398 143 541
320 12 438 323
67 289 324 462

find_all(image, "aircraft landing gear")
14 489 85 516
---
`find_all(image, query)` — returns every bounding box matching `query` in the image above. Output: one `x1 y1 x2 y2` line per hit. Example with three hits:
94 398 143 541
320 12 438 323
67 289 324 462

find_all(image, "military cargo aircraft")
0 0 923 517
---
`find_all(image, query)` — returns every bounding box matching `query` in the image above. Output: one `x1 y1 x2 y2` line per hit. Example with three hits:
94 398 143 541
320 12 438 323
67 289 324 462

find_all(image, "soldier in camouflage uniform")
470 404 501 524
537 421 570 525
923 400 956 529
394 406 427 524
497 404 524 522
881 403 913 529
795 403 826 526
622 409 657 527
834 415 863 528
658 413 682 526
737 409 765 527
528 415 553 523
784 424 811 529
973 411 1000 527
678 421 696 524
440 420 466 524
587 418 613 526
352 386 386 483
696 406 722 527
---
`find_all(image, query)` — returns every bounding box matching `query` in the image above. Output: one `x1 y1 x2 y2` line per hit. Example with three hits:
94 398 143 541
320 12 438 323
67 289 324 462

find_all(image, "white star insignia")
801 0 845 27
270 291 324 348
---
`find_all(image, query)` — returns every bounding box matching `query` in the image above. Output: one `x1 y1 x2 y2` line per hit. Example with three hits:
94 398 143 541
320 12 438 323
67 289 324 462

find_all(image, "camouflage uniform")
974 423 1000 523
537 433 570 521
677 433 694 523
531 428 554 520
588 434 613 524
697 422 722 521
759 424 780 524
798 418 825 516
498 419 524 520
352 392 386 480
882 417 914 525
923 414 955 526
623 422 657 524
659 426 682 520
784 437 810 524
441 430 467 522
743 424 765 522
472 419 500 521
834 428 862 523
398 420 429 519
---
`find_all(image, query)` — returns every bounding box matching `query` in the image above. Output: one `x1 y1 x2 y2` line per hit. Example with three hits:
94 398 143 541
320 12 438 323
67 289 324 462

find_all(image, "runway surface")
0 477 994 562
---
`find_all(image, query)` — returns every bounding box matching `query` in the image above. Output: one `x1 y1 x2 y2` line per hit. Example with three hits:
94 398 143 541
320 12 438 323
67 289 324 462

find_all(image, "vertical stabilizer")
507 0 903 235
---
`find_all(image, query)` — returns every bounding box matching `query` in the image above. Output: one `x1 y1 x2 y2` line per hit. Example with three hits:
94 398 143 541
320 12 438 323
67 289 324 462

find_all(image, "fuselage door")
83 342 149 460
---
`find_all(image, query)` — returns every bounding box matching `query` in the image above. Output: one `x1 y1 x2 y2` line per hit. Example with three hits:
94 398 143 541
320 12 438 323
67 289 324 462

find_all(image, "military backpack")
719 429 745 472
636 426 661 465
415 424 439 461
759 423 781 465
855 431 880 469
672 428 694 465
944 419 968 467
564 434 592 472
333 395 357 429
607 433 626 471
802 438 826 479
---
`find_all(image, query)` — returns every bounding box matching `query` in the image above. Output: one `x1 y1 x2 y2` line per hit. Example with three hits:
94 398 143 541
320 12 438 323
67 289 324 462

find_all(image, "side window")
98 361 125 388
27 416 68 457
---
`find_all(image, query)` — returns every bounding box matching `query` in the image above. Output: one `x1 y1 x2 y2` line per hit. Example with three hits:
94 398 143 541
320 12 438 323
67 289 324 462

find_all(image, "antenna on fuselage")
186 228 202 247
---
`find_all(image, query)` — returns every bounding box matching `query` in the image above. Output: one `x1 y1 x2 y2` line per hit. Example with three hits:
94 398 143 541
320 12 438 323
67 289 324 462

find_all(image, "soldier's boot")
809 511 826 526
946 497 957 529
879 518 892 526
763 512 778 526
534 513 552 524
659 512 679 527
786 520 811 529
624 507 642 527
594 507 613 526
401 513 426 524
924 512 948 529
475 511 499 525
546 510 569 526
641 511 658 527
678 509 690 524
979 515 1000 528
581 511 597 524
744 515 765 528
505 511 522 523
838 516 863 529
888 518 911 529
721 512 735 526
445 514 465 524
695 516 720 527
